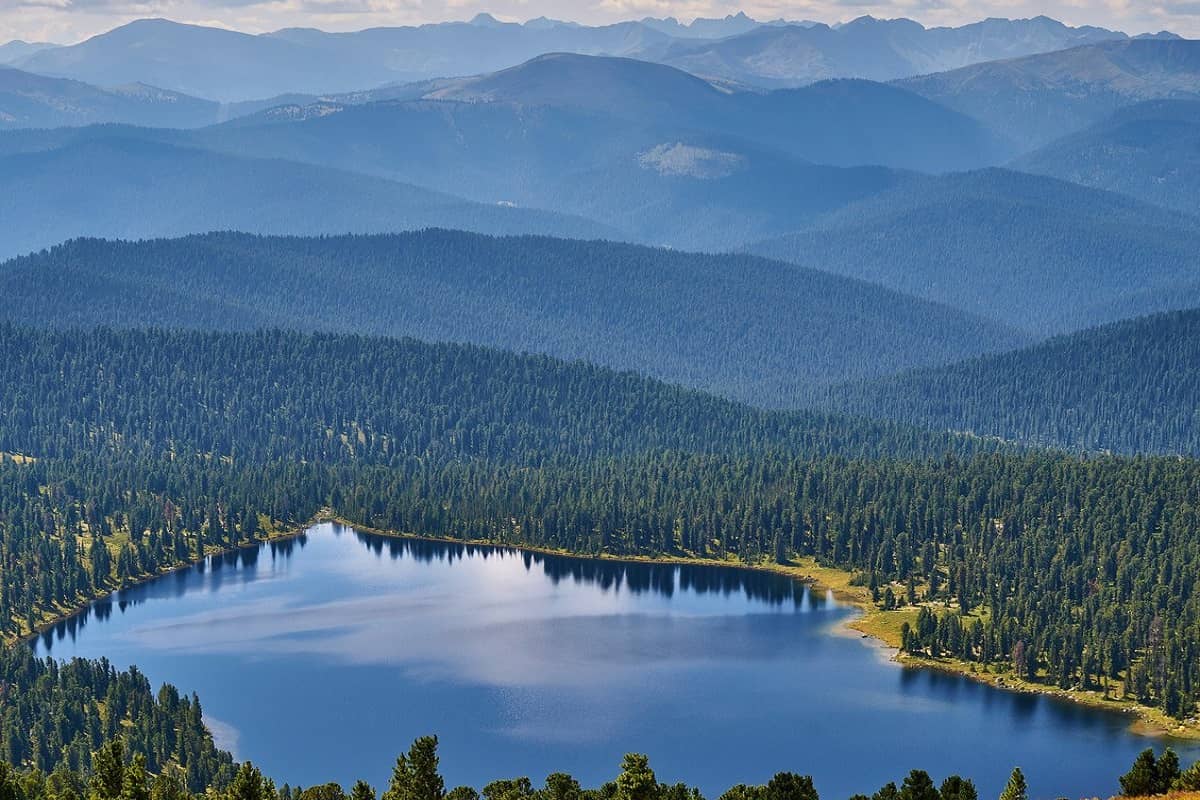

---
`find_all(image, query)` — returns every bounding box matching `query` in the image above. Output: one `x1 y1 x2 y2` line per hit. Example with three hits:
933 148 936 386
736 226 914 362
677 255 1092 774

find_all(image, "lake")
32 523 1199 799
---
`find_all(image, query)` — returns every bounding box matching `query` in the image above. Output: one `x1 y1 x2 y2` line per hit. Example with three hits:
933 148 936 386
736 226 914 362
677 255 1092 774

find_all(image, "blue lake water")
32 523 1199 799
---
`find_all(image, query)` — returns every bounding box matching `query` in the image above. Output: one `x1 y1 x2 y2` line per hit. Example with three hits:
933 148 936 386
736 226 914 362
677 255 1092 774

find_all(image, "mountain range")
4 13 1177 102
0 66 220 129
0 136 614 261
0 52 997 253
898 38 1200 148
647 14 1136 88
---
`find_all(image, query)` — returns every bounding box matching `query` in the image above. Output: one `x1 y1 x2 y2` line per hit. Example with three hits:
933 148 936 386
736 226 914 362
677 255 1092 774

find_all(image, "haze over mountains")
746 168 1200 335
3 7 1199 450
0 137 614 261
1015 100 1200 215
2 13 1178 101
899 38 1200 148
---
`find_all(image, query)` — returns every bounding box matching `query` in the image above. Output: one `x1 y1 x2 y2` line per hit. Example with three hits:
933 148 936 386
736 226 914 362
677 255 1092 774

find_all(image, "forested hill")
0 326 969 467
1 325 1200 724
0 231 1025 407
814 308 1200 456
745 168 1200 336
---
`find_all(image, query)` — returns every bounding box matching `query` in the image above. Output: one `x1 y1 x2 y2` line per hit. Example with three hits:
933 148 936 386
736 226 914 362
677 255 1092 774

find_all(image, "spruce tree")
1121 751 1160 797
998 769 1026 800
616 754 658 800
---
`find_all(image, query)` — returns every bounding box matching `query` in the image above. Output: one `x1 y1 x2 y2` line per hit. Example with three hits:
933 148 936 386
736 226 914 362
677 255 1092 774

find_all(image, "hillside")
1014 100 1200 215
815 309 1200 456
746 168 1200 335
0 117 909 252
897 39 1200 150
395 54 1007 172
0 136 613 260
0 65 219 128
0 231 1026 406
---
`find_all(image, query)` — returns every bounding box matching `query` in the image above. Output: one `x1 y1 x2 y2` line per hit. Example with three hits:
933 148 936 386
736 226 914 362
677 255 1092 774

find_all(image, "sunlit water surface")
33 523 1199 798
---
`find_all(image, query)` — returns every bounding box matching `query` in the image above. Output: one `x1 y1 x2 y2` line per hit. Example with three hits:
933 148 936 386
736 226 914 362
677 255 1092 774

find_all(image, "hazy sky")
1 0 1197 46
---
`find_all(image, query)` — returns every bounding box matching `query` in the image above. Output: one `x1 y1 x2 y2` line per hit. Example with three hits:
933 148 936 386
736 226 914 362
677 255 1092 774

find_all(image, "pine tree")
90 740 125 800
228 763 268 800
616 754 658 800
939 776 977 800
1155 749 1180 793
899 770 938 800
351 781 377 800
998 769 1026 800
120 755 150 800
1121 751 1160 797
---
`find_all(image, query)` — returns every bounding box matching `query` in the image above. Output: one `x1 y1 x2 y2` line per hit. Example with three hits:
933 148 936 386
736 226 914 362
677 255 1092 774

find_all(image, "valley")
2 7 1200 800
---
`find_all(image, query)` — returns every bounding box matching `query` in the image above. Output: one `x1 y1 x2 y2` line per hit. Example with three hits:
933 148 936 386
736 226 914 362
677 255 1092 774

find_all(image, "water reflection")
29 523 1200 800
358 528 822 609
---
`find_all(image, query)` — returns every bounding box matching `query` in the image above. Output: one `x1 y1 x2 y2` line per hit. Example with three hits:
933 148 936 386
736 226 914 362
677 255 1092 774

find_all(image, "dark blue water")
33 523 1197 799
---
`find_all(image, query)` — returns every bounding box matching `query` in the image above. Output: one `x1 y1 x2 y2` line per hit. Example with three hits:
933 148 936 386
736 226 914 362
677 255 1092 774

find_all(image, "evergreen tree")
1155 750 1180 793
1121 751 1161 797
542 774 581 800
1174 760 1200 792
383 737 444 800
90 740 125 800
119 756 150 800
227 763 269 800
899 771 938 800
765 774 817 800
616 755 658 800
938 777 976 800
998 770 1026 800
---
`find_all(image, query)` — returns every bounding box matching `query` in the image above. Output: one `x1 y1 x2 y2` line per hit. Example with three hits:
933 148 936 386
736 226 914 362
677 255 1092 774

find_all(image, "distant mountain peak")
469 12 506 28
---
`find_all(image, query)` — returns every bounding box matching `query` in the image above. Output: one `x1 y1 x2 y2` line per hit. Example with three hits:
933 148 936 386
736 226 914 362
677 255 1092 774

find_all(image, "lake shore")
18 510 1200 742
320 515 1200 743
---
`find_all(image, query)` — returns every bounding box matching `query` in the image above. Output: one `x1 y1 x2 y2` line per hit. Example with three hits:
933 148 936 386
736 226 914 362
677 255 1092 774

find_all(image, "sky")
1 0 1197 46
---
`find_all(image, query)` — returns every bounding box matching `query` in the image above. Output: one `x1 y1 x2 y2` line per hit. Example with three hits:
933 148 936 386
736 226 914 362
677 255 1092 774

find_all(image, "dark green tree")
616 755 658 800
764 773 816 800
899 771 938 800
90 740 125 800
938 776 976 800
1121 751 1161 797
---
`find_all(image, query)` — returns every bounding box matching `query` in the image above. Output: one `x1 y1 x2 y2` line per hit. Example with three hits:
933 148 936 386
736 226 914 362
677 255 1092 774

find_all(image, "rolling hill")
746 168 1200 335
897 38 1200 150
1014 100 1200 215
0 231 1027 407
0 66 219 129
814 308 1200 456
0 136 614 260
0 115 910 252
